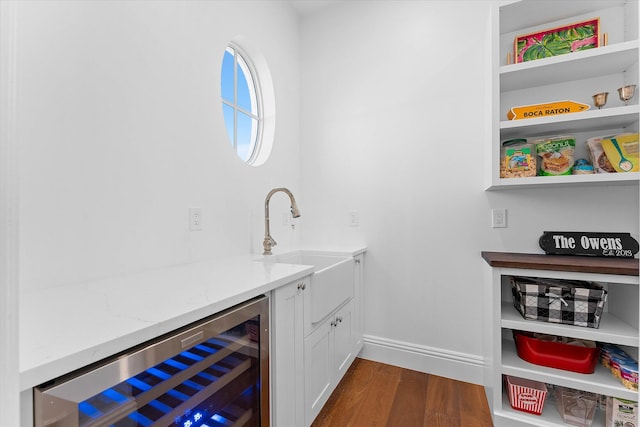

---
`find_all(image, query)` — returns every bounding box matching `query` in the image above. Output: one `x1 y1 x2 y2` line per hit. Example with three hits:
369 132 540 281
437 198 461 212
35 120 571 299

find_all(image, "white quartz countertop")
19 254 317 391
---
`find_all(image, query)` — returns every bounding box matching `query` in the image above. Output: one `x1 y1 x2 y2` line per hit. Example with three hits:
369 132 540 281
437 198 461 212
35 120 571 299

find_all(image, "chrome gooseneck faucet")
263 187 300 255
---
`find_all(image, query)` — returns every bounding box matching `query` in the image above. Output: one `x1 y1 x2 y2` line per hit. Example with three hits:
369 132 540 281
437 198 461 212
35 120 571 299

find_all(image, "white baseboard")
359 334 486 386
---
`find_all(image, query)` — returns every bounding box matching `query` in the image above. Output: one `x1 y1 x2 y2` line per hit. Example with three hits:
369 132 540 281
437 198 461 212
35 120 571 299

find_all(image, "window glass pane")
220 42 268 165
222 104 235 148
236 54 257 113
221 48 235 103
237 111 257 162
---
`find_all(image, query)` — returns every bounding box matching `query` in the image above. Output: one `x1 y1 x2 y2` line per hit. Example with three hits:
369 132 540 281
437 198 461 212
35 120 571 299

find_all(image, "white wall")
9 0 640 410
1 1 20 425
16 1 302 291
299 1 639 383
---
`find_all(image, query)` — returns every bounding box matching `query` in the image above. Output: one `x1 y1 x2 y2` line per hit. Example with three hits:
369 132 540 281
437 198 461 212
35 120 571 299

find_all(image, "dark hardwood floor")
311 358 494 427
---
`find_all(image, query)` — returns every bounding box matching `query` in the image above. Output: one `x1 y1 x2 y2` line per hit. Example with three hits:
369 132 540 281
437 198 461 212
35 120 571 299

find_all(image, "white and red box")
505 375 548 415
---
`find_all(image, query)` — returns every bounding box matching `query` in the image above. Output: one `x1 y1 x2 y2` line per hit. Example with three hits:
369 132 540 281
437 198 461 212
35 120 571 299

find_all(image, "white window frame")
222 43 264 165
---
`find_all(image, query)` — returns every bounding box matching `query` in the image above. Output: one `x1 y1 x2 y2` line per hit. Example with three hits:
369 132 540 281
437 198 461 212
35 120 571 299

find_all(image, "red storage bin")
513 331 600 374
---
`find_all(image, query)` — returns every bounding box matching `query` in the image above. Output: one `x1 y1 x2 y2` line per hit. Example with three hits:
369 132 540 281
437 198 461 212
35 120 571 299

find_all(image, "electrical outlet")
349 211 360 227
189 207 203 231
492 208 507 228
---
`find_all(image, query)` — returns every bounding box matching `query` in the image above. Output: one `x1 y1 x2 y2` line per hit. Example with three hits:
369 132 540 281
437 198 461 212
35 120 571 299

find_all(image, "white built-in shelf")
487 171 638 190
487 0 640 423
501 302 639 347
500 105 640 140
499 0 629 34
502 339 637 401
489 0 639 192
484 251 639 426
501 41 640 92
499 393 607 427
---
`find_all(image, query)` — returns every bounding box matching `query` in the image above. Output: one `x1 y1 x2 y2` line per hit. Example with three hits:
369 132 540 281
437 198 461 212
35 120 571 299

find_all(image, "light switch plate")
189 207 203 231
349 211 360 227
492 208 507 228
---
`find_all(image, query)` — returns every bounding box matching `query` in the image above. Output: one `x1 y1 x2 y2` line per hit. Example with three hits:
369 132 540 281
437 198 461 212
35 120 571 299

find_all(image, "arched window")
221 44 262 163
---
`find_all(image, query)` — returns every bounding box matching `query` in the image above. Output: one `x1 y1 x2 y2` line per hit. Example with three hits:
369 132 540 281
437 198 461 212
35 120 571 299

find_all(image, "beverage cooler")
34 296 270 427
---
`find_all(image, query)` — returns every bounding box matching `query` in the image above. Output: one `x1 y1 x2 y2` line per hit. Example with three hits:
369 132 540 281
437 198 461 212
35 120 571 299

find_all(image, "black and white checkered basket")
511 276 608 328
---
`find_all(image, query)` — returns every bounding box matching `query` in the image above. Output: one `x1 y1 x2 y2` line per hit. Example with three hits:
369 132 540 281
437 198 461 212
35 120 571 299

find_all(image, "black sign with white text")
539 231 639 258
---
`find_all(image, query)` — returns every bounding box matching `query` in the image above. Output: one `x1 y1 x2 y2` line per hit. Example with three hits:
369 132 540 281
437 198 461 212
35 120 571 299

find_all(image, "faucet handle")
263 236 277 255
263 236 276 245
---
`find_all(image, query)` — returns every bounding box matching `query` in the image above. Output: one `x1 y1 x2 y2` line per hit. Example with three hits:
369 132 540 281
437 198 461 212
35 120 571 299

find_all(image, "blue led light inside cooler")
126 411 153 427
102 389 128 404
76 335 256 427
146 367 171 380
148 399 172 414
180 411 205 427
164 358 189 370
126 377 152 392
166 388 190 402
182 379 204 392
78 402 100 420
78 341 220 423
210 414 227 424
180 351 205 362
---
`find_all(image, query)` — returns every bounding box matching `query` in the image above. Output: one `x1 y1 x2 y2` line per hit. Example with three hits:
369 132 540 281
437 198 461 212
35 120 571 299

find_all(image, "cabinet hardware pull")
297 282 306 290
355 259 361 264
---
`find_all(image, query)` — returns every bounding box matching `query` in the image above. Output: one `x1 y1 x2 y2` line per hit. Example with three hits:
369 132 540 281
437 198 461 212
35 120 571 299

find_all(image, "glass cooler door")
34 296 270 427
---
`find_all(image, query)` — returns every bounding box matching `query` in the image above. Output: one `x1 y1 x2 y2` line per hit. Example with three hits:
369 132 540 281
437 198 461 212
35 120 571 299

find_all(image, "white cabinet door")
353 254 364 351
304 319 333 427
304 299 357 426
272 278 307 427
333 299 354 384
275 253 364 427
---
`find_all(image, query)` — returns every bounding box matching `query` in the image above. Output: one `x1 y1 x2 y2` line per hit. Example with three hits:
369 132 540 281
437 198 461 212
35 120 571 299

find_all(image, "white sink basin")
274 252 349 272
262 251 354 323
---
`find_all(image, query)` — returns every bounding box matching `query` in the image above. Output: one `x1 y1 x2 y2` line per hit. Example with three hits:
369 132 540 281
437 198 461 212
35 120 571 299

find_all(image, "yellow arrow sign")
507 100 590 120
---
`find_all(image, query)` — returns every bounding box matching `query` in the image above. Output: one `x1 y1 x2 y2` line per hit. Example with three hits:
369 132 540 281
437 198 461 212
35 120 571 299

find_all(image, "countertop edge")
19 260 315 391
481 251 639 276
